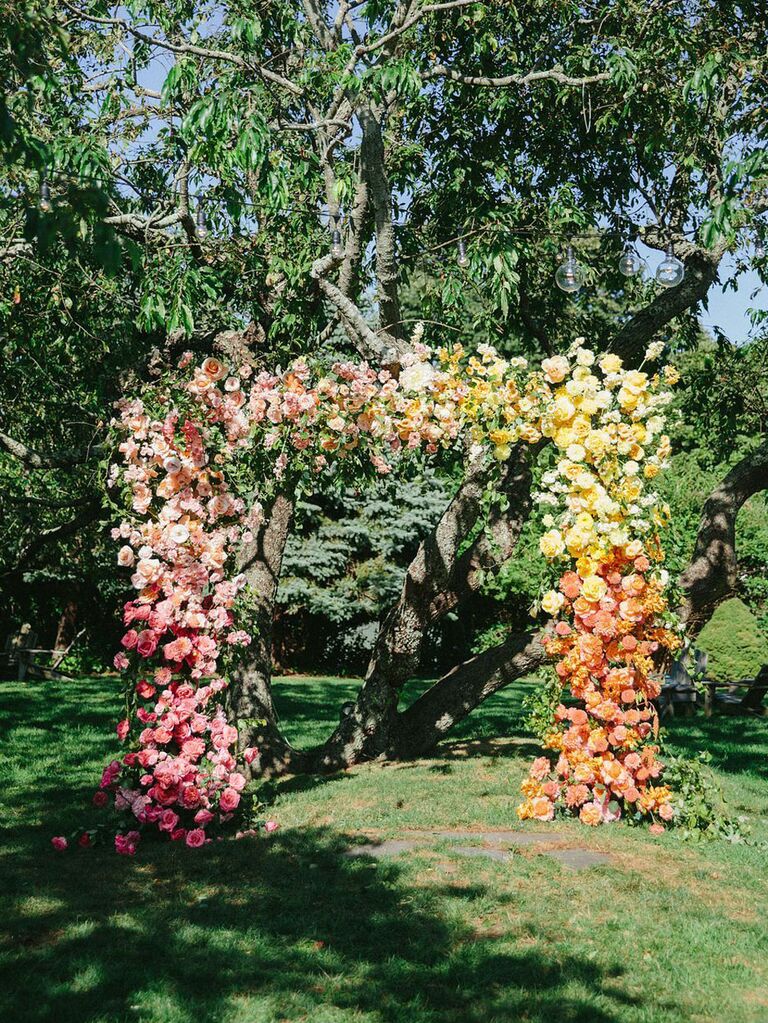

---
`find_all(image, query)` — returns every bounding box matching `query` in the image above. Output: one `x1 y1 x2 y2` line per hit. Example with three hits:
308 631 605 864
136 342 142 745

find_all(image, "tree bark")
359 105 402 344
390 630 546 758
230 493 295 775
679 440 768 638
54 599 78 650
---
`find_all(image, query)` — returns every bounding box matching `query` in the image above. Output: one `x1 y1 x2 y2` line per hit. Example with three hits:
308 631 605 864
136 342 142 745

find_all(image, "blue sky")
700 257 766 341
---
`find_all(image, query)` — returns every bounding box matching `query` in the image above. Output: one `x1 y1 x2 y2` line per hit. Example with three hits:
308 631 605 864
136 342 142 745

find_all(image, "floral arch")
79 337 682 853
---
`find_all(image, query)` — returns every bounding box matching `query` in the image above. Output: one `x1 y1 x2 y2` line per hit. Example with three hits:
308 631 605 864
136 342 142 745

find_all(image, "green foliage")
697 598 767 683
662 752 747 842
521 669 565 742
276 472 451 672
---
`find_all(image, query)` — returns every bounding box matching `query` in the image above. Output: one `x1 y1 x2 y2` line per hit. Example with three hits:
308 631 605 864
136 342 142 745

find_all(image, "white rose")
117 545 134 567
170 524 190 545
399 361 436 393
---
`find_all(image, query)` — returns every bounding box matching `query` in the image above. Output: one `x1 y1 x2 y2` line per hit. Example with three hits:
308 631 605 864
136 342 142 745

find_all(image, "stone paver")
344 830 613 871
543 848 613 870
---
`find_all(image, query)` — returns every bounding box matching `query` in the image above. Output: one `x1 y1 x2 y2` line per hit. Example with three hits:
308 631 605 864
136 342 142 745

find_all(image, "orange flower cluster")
519 547 679 827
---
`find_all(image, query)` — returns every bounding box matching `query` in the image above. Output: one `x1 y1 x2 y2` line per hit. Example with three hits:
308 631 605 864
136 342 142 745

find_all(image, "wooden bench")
2 625 81 682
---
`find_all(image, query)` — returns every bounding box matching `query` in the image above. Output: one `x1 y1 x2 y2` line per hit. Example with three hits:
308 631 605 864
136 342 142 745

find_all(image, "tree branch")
424 65 610 89
0 430 100 468
679 440 768 637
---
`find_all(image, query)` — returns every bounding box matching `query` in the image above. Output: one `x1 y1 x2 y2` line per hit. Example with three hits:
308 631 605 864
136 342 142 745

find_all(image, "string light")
555 245 585 294
39 180 52 213
655 242 685 288
330 226 344 259
618 239 645 277
456 238 469 267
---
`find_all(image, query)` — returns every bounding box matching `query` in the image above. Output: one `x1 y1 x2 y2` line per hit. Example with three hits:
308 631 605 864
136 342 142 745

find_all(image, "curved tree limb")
0 429 100 468
391 629 546 758
424 65 610 88
679 440 768 637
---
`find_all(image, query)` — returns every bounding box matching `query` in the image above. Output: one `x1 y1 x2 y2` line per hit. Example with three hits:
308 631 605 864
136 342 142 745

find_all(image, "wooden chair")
705 665 768 717
659 653 701 717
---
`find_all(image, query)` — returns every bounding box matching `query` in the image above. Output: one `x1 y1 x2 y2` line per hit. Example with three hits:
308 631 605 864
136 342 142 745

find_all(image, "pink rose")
243 747 259 765
649 822 665 836
116 719 130 741
219 787 240 812
121 630 138 650
92 790 108 808
194 809 215 826
51 836 68 851
113 652 129 670
264 820 279 833
185 828 206 848
158 809 179 832
117 545 135 567
115 831 140 855
136 680 156 699
136 629 159 658
78 833 92 848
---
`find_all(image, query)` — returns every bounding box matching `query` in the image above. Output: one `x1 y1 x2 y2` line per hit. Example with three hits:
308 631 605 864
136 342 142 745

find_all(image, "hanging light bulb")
754 240 765 262
457 238 469 268
655 242 685 288
618 240 645 277
331 227 344 259
196 203 207 238
39 179 52 213
555 245 584 294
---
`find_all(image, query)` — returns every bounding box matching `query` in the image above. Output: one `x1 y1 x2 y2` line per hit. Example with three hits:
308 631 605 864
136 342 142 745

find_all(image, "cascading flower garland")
516 344 682 829
54 336 682 853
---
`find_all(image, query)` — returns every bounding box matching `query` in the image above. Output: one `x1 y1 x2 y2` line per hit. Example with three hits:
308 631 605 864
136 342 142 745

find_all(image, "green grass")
1 673 767 1023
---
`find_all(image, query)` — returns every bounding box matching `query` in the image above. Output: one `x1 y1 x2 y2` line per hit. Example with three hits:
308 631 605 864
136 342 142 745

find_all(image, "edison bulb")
655 243 684 288
555 246 584 293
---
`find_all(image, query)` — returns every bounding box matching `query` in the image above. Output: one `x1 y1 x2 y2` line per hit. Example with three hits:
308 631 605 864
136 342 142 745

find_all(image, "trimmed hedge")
697 598 767 682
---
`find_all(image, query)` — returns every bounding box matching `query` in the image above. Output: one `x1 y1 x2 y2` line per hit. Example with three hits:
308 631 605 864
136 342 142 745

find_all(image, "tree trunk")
252 448 535 775
54 598 78 650
230 493 296 776
389 630 545 758
679 441 768 637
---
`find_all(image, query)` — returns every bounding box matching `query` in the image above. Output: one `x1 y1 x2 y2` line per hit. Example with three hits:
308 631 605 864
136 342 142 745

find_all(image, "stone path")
344 829 612 871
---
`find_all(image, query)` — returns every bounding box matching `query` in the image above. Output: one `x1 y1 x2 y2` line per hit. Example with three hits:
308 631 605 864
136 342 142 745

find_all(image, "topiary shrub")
697 598 767 682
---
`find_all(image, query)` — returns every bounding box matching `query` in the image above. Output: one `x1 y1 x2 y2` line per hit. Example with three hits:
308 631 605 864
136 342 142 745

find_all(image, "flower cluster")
64 335 680 853
517 343 680 829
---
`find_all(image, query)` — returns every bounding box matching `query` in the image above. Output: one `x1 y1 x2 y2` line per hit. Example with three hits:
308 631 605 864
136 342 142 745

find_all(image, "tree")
1 0 768 771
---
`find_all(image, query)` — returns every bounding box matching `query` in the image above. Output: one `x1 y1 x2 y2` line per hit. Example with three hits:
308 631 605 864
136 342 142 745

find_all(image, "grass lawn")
1 673 767 1023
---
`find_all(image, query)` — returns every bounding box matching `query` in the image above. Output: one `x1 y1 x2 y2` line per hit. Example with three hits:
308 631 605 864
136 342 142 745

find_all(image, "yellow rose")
566 443 586 463
541 590 565 615
553 396 576 423
599 353 623 375
643 462 660 479
663 365 680 385
576 556 598 577
539 529 566 559
541 355 570 384
625 539 644 558
581 575 607 602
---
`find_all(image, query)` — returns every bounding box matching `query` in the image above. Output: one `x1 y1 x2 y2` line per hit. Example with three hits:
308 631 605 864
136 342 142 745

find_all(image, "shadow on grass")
0 826 645 1023
663 712 768 779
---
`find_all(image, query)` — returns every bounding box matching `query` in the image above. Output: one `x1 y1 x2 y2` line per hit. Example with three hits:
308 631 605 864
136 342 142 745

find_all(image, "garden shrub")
697 598 766 682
